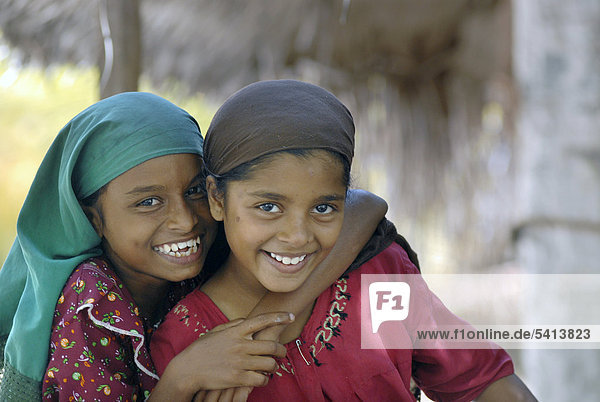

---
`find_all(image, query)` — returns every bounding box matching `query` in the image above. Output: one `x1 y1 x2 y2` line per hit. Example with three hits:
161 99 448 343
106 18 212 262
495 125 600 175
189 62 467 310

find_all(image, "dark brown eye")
258 203 280 213
137 198 160 207
186 185 205 197
313 204 334 214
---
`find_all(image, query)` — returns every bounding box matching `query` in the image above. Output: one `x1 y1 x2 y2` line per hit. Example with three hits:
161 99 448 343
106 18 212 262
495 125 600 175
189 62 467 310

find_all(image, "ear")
82 205 103 238
206 176 225 222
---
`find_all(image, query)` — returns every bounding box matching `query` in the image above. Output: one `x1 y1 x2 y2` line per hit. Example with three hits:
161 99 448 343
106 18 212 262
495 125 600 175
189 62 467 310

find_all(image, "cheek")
100 208 154 247
188 202 218 247
321 219 345 249
195 202 216 224
225 217 268 249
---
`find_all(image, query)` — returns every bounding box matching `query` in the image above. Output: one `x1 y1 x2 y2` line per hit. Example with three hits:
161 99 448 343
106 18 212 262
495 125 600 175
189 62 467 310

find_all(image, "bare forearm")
476 374 537 402
149 360 195 401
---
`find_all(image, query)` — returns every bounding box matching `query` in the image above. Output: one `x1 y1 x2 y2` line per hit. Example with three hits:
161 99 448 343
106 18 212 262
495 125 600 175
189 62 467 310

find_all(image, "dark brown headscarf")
203 80 354 175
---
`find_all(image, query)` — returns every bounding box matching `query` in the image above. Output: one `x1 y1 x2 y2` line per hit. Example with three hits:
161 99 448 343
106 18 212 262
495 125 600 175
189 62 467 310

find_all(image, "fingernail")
276 313 294 323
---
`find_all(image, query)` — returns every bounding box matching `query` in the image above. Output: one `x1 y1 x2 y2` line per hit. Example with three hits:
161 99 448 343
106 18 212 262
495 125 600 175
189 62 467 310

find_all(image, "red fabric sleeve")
410 283 514 401
367 244 515 401
42 293 141 400
413 347 514 402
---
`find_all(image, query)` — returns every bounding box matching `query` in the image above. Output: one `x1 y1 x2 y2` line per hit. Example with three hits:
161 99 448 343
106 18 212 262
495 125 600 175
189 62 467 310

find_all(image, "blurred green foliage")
0 61 215 266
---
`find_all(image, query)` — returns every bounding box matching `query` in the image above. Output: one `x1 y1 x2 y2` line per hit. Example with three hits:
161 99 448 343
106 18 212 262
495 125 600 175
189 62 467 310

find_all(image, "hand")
151 312 294 401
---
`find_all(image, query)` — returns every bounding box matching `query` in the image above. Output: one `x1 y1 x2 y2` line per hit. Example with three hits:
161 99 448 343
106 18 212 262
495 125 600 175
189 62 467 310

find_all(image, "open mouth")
267 252 307 266
153 236 201 258
264 250 314 275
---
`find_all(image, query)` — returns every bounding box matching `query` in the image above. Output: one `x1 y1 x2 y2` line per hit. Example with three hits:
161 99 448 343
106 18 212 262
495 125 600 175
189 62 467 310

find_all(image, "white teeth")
155 237 200 258
269 252 307 265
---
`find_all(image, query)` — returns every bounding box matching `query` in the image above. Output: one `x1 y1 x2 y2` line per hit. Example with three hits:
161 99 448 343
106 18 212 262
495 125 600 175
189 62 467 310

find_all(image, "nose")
277 213 313 247
166 198 198 232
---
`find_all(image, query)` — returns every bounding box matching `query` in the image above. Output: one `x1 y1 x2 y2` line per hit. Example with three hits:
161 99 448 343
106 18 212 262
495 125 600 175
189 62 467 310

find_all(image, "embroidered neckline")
307 275 350 366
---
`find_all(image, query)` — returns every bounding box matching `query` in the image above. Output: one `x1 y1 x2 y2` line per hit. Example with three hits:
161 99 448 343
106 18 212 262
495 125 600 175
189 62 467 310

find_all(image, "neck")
202 257 317 342
202 257 267 320
110 262 171 324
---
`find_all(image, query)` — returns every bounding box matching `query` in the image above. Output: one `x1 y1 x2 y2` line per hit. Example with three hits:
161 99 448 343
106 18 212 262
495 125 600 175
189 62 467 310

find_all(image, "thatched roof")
1 0 515 272
1 0 505 95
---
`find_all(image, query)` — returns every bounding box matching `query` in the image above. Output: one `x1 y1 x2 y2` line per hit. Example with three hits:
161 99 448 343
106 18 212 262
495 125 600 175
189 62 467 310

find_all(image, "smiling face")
207 150 347 295
86 153 218 287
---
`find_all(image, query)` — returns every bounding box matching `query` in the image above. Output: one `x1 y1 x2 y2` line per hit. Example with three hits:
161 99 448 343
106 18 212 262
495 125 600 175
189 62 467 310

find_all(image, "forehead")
105 153 202 191
237 151 346 194
248 150 344 178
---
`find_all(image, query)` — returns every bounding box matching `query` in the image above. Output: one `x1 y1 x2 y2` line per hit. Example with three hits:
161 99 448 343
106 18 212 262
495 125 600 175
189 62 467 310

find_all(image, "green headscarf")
0 92 204 399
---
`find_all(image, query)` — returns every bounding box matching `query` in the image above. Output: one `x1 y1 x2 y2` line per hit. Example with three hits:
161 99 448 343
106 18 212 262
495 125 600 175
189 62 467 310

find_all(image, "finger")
252 324 285 341
204 390 222 402
238 312 295 336
193 390 207 402
236 312 294 336
241 355 280 373
210 318 245 333
237 370 270 388
233 386 253 402
244 339 287 359
217 387 235 402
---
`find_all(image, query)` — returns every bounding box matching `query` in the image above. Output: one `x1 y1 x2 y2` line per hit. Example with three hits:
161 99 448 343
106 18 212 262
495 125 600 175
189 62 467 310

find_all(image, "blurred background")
0 0 598 400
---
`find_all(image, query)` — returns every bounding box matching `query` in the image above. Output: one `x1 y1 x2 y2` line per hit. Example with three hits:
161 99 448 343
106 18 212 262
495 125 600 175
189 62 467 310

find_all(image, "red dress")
42 258 158 401
151 244 514 401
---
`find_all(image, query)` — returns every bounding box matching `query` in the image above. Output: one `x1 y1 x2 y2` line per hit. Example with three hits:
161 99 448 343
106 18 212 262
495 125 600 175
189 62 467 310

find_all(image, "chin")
264 281 304 294
171 266 202 282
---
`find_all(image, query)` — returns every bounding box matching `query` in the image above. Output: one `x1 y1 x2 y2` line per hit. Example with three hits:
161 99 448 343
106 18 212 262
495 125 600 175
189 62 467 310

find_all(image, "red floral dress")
42 258 158 401
151 243 514 401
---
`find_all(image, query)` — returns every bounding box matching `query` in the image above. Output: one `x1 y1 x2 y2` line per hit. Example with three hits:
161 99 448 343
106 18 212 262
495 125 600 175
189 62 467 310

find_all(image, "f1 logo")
369 282 410 333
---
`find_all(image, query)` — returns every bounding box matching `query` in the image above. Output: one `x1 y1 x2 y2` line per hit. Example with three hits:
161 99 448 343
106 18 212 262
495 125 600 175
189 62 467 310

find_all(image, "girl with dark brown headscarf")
151 80 535 401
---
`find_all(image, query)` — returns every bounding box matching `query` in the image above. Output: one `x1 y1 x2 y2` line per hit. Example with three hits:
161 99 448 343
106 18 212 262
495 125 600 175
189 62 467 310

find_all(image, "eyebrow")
126 185 167 196
124 174 204 196
247 191 345 203
247 191 288 201
316 194 346 203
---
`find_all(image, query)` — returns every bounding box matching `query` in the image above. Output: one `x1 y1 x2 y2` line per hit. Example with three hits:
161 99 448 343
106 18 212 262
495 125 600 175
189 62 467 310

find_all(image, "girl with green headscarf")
0 92 388 400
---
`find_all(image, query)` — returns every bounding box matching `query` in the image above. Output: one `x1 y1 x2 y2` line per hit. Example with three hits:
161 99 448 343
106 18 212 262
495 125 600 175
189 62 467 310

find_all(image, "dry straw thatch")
1 0 515 272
